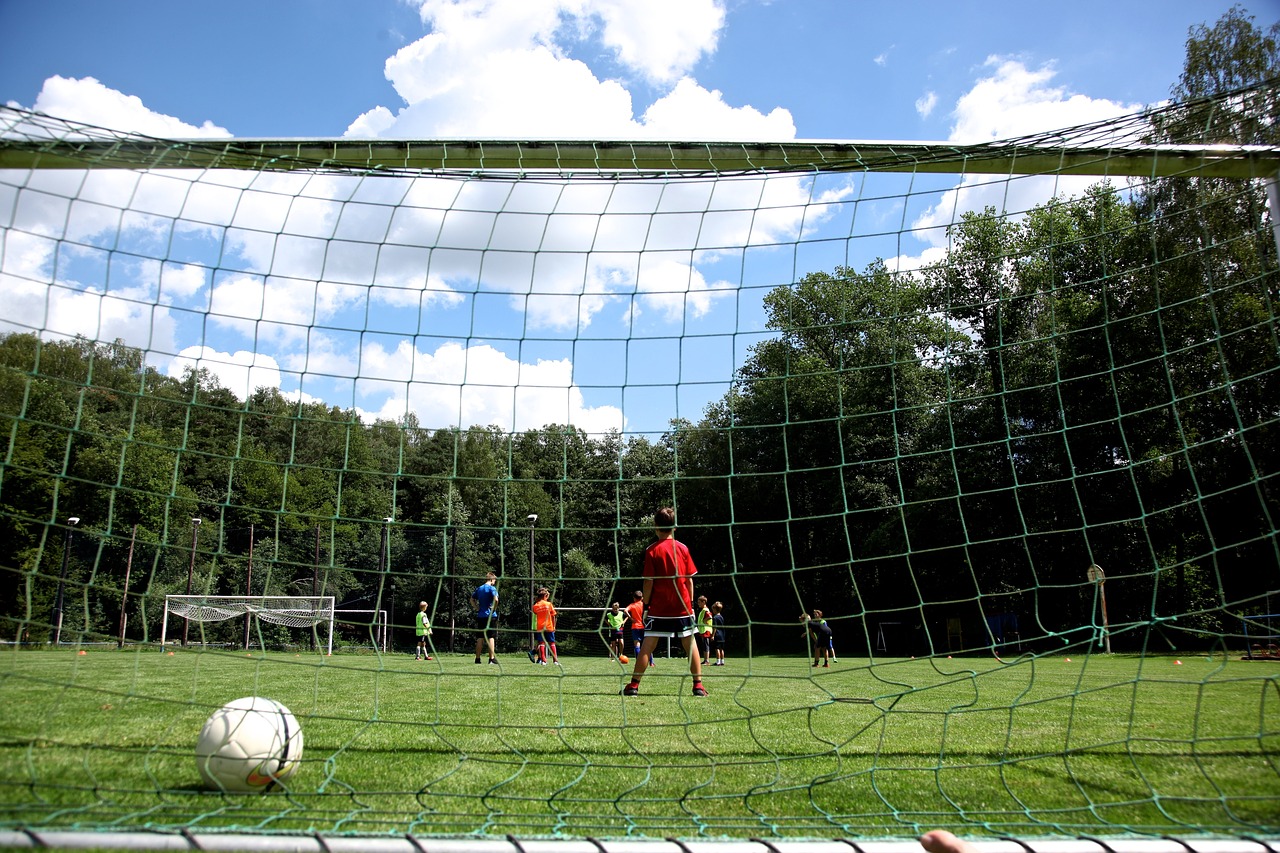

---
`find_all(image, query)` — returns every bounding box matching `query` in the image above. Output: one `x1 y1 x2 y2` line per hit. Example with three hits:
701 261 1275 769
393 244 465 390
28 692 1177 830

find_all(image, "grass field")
0 646 1277 841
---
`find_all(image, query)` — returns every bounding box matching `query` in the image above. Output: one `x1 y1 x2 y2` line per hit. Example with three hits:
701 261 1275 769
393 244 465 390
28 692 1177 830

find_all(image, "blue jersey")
473 582 498 618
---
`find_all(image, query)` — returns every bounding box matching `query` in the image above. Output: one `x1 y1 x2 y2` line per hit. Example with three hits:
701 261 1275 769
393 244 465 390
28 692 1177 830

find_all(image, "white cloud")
950 57 1140 144
165 346 283 399
347 338 624 434
915 91 938 119
18 76 231 138
898 57 1145 264
348 0 789 141
0 229 180 351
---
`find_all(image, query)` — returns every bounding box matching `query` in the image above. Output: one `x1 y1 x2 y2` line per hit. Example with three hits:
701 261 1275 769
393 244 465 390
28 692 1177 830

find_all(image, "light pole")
52 516 80 646
378 517 393 652
527 513 538 653
117 523 137 648
1087 563 1111 653
243 523 254 651
183 517 201 647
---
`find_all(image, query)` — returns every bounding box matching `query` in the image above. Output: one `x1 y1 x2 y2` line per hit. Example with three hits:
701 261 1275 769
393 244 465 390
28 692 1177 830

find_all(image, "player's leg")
681 634 707 695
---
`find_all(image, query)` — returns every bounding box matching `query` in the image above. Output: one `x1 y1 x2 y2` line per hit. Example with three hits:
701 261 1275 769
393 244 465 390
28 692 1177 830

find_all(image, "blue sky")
0 0 1266 438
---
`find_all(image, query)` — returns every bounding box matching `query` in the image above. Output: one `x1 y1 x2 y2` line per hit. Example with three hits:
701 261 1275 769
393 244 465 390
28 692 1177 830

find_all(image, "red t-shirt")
643 537 697 618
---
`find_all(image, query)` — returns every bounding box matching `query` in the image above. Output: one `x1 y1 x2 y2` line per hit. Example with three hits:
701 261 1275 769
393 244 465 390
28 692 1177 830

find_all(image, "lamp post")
117 523 137 649
183 517 201 647
311 523 321 651
52 516 80 646
243 523 254 651
1087 563 1111 653
527 513 538 653
378 517 392 652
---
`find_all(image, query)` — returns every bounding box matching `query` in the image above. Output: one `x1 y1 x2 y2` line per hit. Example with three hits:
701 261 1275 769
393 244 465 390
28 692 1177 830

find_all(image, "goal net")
0 78 1278 850
161 595 335 654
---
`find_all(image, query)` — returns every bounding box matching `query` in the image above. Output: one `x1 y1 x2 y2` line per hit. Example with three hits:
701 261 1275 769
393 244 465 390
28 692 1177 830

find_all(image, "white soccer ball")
195 696 303 792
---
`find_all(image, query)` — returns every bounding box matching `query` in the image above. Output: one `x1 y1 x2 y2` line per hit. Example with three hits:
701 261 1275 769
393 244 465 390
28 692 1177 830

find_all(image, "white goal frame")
161 595 335 655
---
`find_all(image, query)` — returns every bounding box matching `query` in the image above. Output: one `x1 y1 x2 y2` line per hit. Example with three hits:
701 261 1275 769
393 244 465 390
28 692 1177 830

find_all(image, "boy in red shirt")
621 507 706 697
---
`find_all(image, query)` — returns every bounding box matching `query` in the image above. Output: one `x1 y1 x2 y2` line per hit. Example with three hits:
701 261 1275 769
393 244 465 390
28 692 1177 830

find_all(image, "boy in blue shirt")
471 572 499 665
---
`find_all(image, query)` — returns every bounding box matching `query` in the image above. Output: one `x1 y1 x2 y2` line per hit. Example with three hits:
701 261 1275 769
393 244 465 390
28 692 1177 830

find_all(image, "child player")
532 587 560 665
624 590 653 667
605 602 625 659
695 595 714 666
415 601 434 661
807 609 835 667
621 507 707 697
710 601 726 665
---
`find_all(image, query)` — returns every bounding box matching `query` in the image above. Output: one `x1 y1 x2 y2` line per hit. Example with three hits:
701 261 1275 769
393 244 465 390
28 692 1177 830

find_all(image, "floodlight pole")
243 524 254 651
183 518 201 647
1087 564 1112 653
528 514 538 653
311 523 321 651
117 523 137 648
378 517 392 652
52 516 79 646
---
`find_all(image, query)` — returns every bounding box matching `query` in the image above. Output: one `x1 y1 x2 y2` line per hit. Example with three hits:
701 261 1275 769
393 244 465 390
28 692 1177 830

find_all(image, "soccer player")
695 595 713 666
414 601 434 661
531 587 560 665
621 507 706 697
710 601 726 665
471 572 499 665
624 590 652 667
605 602 625 659
806 609 835 667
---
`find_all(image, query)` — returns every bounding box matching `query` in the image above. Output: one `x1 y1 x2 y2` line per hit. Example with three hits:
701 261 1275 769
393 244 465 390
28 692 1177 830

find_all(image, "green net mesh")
0 83 1278 845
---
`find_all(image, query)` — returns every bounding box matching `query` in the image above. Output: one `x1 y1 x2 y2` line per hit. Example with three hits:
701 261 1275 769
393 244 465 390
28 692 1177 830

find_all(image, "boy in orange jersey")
532 587 560 665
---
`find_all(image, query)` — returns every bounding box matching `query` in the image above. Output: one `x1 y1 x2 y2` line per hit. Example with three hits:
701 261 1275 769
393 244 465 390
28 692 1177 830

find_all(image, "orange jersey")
533 599 557 631
625 600 645 629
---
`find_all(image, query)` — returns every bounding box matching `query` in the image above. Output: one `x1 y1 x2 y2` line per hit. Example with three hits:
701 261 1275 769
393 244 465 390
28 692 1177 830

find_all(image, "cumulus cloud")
347 0 789 141
17 76 231 138
339 338 625 434
949 57 1140 144
900 58 1145 263
165 346 284 399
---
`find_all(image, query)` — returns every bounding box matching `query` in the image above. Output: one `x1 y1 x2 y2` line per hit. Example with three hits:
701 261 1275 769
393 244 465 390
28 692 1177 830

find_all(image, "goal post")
161 595 335 655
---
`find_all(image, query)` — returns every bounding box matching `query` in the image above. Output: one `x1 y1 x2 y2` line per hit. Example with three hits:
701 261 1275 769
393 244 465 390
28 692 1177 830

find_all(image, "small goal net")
161 595 335 654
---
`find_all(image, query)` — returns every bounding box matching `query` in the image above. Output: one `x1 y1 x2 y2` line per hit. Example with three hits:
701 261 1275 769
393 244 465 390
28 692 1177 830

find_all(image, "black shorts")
474 614 498 638
646 615 695 638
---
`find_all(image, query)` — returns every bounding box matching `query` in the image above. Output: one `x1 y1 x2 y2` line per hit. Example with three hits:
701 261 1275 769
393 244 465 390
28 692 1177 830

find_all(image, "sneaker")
474 658 482 664
527 649 538 663
823 662 829 668
692 684 708 697
813 661 820 667
622 684 639 696
489 658 499 665
425 655 433 661
538 660 547 665
553 661 561 666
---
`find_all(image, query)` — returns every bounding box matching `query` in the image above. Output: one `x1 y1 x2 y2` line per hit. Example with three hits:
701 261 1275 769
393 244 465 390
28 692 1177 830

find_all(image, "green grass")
0 647 1277 841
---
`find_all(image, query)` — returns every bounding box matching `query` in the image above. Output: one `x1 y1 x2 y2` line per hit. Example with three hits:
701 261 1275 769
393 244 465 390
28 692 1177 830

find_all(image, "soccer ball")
619 654 629 664
196 696 303 792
